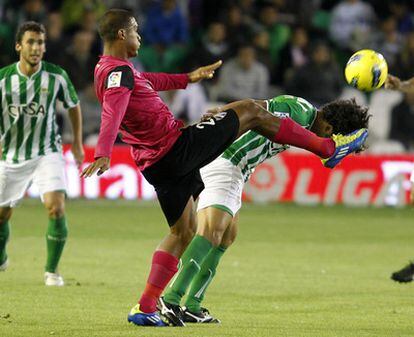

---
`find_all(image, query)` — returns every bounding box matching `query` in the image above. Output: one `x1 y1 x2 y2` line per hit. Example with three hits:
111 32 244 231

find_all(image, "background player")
0 22 84 286
160 95 370 323
385 74 414 283
81 9 368 327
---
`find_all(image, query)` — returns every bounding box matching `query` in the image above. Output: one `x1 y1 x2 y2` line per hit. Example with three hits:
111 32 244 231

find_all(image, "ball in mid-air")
344 49 388 91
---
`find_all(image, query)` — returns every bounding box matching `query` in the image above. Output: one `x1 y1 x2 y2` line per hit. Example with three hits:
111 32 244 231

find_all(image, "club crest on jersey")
8 102 46 119
107 71 122 88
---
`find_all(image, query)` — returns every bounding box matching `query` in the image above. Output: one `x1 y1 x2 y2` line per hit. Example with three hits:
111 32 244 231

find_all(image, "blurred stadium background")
0 0 411 205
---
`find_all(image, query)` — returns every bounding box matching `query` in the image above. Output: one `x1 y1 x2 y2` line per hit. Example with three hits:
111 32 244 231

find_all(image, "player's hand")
80 157 110 178
71 142 85 168
385 74 402 90
188 60 222 83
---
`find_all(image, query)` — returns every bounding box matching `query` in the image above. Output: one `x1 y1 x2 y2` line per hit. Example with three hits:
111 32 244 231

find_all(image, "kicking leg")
220 100 367 166
0 207 12 271
215 99 334 158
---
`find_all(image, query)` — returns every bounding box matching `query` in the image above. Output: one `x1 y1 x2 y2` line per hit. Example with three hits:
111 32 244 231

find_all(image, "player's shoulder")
41 61 69 76
99 57 133 73
0 63 18 79
103 64 134 90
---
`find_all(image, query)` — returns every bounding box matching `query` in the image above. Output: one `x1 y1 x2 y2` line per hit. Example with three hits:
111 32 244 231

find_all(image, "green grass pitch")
1 199 414 337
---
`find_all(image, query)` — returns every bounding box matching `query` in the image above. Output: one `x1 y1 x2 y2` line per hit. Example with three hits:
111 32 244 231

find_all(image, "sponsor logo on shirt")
107 71 122 88
8 102 46 119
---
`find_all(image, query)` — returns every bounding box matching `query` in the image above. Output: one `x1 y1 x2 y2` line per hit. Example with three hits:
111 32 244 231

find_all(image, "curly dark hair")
320 98 371 135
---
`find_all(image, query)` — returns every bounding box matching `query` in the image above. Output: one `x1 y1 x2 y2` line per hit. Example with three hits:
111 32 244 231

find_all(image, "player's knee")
46 203 65 219
221 223 238 247
210 229 226 247
221 231 237 247
175 226 196 246
196 221 225 246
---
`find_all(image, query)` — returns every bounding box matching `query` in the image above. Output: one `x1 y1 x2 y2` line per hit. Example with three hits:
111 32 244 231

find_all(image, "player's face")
125 18 141 58
16 31 46 67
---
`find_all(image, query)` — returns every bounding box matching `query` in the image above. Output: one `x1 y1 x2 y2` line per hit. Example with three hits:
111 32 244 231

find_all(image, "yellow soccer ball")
344 49 388 91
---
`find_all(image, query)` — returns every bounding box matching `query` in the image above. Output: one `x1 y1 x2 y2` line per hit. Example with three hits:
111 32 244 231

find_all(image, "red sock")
139 250 179 313
272 118 335 158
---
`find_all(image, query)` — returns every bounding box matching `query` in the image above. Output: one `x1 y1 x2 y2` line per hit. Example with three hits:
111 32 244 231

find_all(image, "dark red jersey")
94 55 189 170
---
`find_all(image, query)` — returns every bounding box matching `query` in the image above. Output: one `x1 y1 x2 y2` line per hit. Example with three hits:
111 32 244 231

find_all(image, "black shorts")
141 109 240 226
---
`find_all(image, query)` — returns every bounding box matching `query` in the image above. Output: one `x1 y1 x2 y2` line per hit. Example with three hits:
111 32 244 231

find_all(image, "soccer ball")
344 49 388 91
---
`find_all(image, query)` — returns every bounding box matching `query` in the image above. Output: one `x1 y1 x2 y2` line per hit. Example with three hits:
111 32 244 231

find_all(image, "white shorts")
0 152 66 207
197 157 244 216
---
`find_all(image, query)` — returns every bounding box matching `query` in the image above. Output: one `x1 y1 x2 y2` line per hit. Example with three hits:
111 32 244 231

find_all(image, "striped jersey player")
162 95 371 323
0 61 78 163
0 21 84 287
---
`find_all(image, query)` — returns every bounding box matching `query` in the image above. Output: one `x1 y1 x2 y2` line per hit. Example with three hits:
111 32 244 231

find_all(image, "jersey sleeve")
141 72 188 91
57 69 79 109
94 66 134 159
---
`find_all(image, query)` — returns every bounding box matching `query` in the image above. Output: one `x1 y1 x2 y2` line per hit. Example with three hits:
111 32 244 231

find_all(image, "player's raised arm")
141 60 222 92
141 72 189 91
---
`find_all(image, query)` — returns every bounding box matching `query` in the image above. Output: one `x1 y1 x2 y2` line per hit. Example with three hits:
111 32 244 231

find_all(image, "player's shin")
269 117 335 158
163 235 213 306
184 245 226 312
45 216 68 273
139 250 179 313
0 221 10 264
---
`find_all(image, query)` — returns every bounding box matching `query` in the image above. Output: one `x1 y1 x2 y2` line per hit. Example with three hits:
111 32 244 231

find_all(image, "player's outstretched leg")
223 100 368 167
391 261 414 283
0 208 12 271
183 215 238 324
43 192 67 286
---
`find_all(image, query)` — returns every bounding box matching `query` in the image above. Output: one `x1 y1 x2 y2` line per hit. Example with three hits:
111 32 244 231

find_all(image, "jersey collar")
16 61 42 80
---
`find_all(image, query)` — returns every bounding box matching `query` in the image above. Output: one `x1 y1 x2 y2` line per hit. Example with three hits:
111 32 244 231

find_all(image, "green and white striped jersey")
0 61 79 163
222 95 317 181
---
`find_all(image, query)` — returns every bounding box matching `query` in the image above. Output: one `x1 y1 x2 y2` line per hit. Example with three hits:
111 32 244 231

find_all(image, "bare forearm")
68 105 83 144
